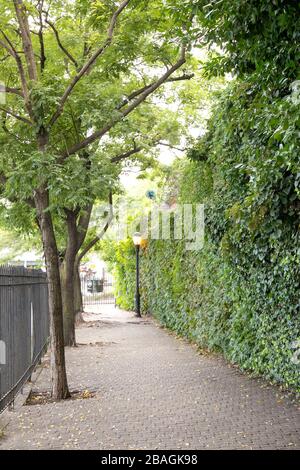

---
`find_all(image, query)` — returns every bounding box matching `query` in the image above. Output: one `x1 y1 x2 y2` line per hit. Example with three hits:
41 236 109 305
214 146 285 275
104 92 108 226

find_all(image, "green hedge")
140 236 300 392
110 225 299 392
101 238 136 311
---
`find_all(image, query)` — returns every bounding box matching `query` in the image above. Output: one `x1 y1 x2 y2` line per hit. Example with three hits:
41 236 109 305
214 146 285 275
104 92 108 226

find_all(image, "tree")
0 0 197 398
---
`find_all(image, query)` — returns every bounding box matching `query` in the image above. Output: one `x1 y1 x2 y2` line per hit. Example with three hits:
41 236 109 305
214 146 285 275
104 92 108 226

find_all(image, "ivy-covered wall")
105 79 300 393
105 214 300 393
102 237 136 311
140 235 300 393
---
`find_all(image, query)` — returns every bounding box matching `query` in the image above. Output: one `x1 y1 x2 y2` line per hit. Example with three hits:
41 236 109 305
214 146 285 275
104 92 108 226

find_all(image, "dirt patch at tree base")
25 389 97 406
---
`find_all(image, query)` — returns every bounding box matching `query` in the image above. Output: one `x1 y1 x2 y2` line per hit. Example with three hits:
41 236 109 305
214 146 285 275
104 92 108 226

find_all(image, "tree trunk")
34 187 70 399
60 256 83 343
74 260 84 324
61 204 93 334
61 210 78 346
60 258 76 346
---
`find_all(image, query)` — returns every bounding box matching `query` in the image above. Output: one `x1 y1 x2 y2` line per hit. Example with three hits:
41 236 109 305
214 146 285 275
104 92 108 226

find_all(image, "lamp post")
133 232 142 317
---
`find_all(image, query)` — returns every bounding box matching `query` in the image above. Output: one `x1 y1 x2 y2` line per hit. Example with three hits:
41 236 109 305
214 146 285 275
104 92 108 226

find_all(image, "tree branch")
48 0 131 127
76 203 93 250
111 145 143 163
0 22 31 115
166 73 194 83
158 141 185 152
37 0 46 72
0 54 10 62
45 18 78 69
0 38 15 57
0 172 7 186
4 86 24 97
0 32 29 98
2 120 24 142
61 45 187 159
0 106 32 125
110 135 182 163
117 73 194 110
13 0 38 82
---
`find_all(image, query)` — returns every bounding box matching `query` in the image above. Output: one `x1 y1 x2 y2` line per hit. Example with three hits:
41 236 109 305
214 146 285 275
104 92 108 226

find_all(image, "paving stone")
0 307 299 450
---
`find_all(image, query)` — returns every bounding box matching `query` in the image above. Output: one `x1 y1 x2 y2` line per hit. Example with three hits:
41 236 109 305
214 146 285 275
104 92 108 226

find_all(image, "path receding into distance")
1 306 299 450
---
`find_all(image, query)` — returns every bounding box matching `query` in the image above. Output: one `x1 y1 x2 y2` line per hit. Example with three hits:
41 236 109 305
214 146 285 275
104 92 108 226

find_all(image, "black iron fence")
0 266 49 413
81 271 115 306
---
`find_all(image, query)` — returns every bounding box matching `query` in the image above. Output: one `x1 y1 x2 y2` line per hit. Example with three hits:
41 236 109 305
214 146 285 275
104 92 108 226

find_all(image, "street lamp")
133 232 142 317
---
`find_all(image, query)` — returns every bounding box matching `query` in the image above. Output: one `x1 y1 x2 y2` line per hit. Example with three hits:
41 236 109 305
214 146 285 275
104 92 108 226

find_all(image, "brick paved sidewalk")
0 307 299 450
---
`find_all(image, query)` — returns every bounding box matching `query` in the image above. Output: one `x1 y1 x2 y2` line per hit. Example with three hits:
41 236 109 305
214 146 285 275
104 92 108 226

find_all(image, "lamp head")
133 232 142 246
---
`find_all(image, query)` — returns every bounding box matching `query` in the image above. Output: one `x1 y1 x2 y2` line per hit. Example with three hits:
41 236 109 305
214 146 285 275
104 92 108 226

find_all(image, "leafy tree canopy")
0 0 210 253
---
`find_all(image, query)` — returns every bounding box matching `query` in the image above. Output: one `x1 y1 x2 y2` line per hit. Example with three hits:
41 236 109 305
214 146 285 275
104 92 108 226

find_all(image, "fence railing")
81 272 115 306
0 266 49 413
